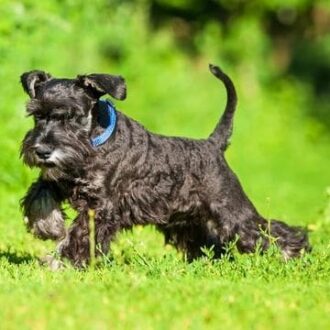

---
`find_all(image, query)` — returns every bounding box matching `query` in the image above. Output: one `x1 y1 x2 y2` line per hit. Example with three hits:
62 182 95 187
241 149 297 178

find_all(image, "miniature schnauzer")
20 65 310 267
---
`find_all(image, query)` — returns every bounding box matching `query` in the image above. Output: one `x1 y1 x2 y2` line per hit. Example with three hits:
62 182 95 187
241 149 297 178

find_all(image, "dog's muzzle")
34 144 54 161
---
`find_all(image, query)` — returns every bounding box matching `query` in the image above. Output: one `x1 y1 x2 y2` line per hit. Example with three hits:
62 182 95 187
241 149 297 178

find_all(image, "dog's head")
20 70 126 180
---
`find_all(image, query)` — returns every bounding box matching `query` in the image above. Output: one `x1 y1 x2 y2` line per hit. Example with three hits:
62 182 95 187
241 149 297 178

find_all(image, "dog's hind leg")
158 216 225 261
209 202 310 258
266 219 311 259
235 218 310 258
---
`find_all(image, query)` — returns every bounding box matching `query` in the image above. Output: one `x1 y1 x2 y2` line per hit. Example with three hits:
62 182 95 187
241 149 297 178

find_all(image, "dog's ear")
20 70 52 98
77 74 127 100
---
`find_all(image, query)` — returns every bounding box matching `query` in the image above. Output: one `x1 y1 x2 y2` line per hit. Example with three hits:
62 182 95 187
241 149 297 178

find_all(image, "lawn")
0 1 330 329
0 226 329 329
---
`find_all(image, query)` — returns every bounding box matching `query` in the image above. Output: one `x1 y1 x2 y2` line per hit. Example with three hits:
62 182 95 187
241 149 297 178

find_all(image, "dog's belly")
111 171 207 227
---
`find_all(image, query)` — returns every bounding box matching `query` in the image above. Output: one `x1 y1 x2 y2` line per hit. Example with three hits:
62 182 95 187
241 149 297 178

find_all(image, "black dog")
20 65 310 267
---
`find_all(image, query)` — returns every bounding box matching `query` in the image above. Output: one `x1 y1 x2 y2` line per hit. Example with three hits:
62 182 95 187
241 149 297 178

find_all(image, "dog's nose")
34 145 53 160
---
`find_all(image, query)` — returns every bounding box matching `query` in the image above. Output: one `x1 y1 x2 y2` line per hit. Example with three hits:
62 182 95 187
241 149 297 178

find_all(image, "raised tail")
208 64 237 151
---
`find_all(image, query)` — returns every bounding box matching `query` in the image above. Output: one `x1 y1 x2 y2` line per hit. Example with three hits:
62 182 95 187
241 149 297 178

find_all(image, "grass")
0 2 330 328
0 226 329 330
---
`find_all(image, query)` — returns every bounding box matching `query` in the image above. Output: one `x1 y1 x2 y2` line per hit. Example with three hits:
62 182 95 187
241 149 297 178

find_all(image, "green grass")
1 1 330 329
0 226 330 330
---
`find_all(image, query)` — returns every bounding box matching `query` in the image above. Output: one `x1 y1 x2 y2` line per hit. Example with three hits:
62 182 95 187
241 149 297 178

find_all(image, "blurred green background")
1 0 329 225
0 1 330 329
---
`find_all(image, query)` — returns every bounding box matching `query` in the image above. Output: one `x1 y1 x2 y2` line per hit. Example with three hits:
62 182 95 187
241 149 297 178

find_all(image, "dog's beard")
42 166 67 181
22 146 92 182
41 149 69 180
41 146 91 181
22 128 93 181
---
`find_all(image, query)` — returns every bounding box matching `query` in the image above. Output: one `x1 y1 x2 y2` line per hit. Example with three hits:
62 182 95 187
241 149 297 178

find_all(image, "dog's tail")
208 64 237 151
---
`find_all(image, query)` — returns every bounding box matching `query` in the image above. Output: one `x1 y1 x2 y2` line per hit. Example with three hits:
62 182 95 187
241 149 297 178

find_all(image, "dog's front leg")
58 209 119 268
21 177 66 240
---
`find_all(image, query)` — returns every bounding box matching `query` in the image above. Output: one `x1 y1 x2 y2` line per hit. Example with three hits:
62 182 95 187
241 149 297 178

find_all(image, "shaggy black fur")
20 65 310 267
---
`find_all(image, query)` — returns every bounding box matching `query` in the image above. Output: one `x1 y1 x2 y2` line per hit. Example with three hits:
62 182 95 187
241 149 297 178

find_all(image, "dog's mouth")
38 160 57 168
39 161 56 168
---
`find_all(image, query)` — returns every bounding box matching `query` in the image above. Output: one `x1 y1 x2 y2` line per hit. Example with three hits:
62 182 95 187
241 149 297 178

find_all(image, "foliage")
0 0 329 329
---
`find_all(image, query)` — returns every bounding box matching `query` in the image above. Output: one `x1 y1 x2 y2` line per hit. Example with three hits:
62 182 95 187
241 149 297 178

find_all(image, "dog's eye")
34 114 46 122
51 114 63 121
51 110 74 122
66 113 75 121
49 113 68 122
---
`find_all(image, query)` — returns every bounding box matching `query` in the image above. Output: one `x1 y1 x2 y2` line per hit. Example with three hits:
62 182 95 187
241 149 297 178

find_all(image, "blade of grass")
88 209 96 269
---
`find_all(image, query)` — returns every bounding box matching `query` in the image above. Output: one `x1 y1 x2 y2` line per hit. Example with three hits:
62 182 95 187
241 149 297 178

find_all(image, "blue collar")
91 100 117 148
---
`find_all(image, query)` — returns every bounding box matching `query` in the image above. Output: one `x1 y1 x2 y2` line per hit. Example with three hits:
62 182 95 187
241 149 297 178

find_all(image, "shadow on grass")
0 250 35 265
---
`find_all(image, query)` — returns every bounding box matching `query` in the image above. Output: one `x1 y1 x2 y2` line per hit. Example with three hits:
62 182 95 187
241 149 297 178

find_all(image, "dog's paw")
40 255 65 271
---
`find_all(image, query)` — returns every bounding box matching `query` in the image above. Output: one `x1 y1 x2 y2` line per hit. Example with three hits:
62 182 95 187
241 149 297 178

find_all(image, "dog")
20 65 310 267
